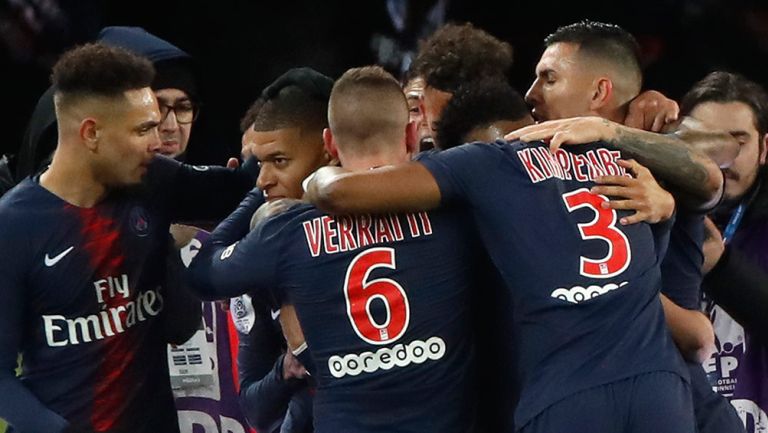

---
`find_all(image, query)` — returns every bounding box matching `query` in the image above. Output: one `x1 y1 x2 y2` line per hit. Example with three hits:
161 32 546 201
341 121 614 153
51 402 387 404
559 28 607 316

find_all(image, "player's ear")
80 118 100 151
759 133 767 165
590 77 613 111
405 120 419 156
323 128 339 160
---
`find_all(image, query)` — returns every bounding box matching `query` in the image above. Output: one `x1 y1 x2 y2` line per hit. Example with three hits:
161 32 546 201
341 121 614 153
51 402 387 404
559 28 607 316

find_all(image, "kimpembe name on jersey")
302 211 433 257
42 273 163 347
517 146 628 184
517 146 633 304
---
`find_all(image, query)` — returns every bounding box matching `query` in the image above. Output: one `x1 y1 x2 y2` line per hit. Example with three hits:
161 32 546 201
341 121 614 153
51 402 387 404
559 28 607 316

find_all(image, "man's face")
525 42 595 121
95 87 161 186
251 127 328 201
689 101 768 202
155 88 193 157
422 85 453 136
404 77 433 148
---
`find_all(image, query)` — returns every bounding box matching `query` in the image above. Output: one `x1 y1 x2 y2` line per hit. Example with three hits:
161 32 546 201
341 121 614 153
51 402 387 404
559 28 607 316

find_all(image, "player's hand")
624 90 679 132
591 159 675 225
303 166 348 203
226 157 240 169
504 116 618 152
282 351 308 381
169 223 201 249
250 199 303 230
702 216 725 274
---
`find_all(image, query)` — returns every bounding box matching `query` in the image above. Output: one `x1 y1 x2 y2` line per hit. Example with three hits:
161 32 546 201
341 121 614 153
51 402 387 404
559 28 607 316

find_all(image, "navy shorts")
521 372 695 433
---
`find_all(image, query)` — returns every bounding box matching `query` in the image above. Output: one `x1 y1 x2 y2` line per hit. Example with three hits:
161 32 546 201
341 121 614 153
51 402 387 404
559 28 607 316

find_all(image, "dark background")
2 0 768 166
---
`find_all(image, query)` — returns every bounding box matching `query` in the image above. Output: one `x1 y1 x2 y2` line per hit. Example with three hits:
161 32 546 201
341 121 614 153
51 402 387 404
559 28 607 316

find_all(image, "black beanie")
261 67 333 102
153 59 198 101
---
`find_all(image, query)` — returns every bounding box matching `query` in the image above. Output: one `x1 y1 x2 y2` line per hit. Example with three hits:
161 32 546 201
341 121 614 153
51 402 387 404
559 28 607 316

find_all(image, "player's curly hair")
436 78 528 150
52 43 154 98
412 23 513 93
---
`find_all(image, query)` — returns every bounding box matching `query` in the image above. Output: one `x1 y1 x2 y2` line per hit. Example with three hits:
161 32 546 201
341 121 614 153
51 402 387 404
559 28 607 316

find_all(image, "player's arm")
185 188 276 300
624 92 740 168
305 163 441 214
162 232 203 345
148 155 260 223
506 117 727 211
238 311 307 432
658 214 717 362
670 117 740 169
0 228 72 433
661 295 715 363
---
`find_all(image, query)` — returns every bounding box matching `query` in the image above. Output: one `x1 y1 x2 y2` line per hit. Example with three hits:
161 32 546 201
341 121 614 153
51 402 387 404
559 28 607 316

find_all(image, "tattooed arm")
507 117 729 211
669 117 740 168
609 122 725 211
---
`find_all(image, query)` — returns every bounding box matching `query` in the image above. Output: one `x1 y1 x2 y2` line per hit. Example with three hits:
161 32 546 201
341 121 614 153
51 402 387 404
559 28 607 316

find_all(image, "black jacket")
704 168 768 338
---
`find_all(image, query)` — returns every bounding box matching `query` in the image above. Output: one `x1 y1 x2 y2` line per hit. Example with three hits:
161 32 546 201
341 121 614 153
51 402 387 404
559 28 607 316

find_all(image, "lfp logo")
704 306 746 397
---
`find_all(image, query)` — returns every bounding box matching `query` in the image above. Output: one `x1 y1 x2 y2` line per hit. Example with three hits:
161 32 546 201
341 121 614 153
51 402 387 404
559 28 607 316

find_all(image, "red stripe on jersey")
70 206 135 432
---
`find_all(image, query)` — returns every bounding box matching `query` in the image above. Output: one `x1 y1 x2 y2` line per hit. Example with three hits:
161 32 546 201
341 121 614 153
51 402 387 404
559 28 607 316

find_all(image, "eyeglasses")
159 101 200 124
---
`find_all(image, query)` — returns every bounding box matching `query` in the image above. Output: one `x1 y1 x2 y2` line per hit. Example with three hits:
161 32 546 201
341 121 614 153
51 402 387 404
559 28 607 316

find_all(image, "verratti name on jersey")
517 146 628 184
42 274 164 347
301 212 434 258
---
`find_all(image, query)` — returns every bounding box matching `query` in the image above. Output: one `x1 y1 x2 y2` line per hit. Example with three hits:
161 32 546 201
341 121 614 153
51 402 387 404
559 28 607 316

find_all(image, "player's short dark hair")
250 85 329 133
249 68 333 134
332 66 404 100
680 71 768 138
329 66 407 152
51 43 155 100
436 78 529 150
412 23 513 93
545 20 641 82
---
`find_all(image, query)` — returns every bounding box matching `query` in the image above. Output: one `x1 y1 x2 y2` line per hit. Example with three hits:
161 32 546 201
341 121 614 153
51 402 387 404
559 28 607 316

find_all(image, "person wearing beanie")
17 26 199 183
98 26 199 159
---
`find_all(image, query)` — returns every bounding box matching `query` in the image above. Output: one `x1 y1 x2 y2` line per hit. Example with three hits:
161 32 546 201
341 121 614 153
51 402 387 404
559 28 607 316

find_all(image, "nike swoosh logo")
44 246 74 267
271 309 280 320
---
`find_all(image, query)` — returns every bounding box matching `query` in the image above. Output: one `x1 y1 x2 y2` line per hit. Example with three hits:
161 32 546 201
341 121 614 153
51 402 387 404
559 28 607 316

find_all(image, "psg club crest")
129 206 151 237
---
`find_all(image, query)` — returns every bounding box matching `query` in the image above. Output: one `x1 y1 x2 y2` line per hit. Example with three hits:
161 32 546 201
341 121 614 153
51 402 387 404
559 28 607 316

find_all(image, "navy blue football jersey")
661 212 705 310
188 190 479 433
419 140 688 429
0 156 256 433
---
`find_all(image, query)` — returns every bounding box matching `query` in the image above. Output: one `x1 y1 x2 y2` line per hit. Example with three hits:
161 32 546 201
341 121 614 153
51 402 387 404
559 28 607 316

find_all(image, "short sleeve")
418 142 502 206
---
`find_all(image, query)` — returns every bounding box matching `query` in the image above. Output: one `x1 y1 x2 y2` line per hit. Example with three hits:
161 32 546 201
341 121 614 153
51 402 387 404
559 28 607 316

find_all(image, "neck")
342 154 405 171
40 145 107 208
338 139 408 171
600 105 626 124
